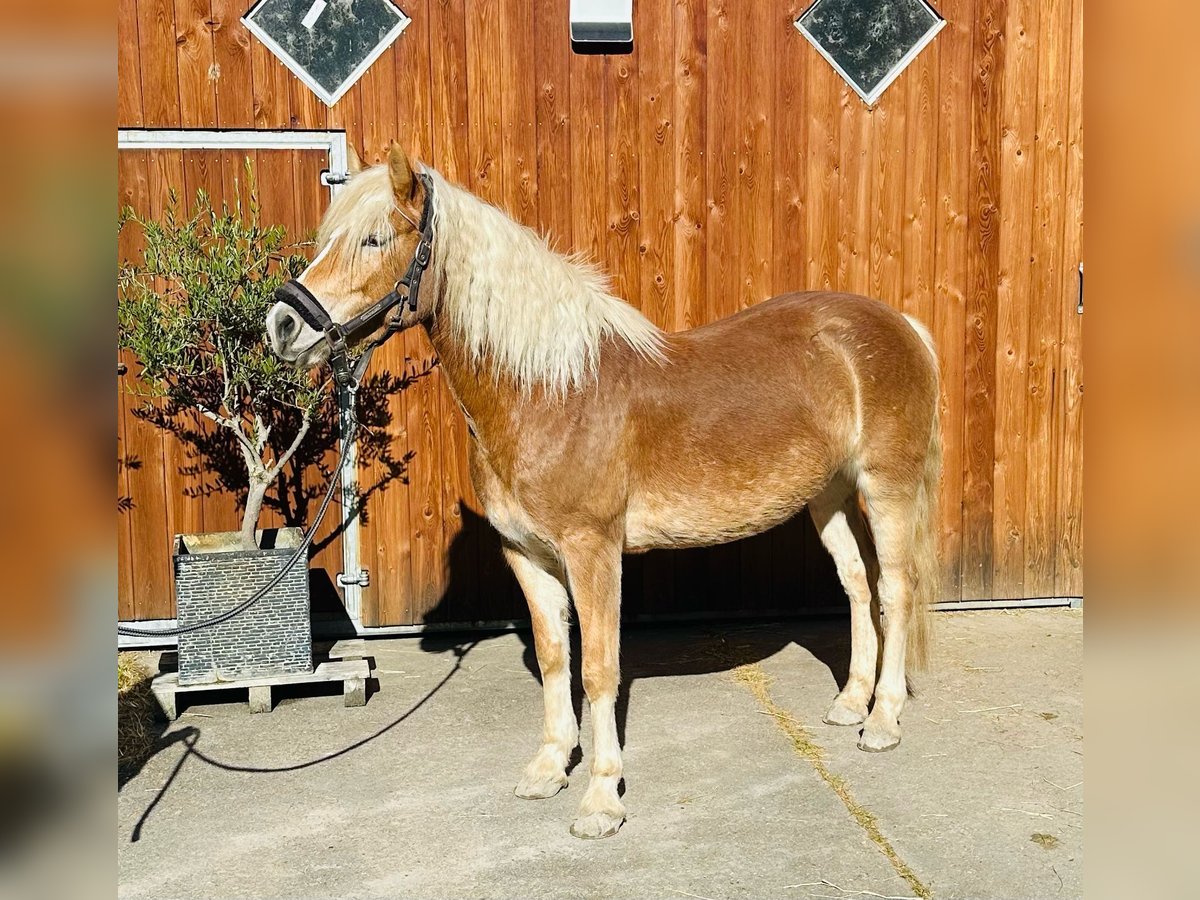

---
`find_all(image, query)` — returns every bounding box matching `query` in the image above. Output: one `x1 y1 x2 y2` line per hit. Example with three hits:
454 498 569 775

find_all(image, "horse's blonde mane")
422 170 665 393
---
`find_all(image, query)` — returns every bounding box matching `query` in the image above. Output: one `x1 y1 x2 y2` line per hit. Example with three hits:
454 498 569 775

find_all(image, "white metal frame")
242 0 412 107
794 0 946 106
117 128 368 646
117 129 350 182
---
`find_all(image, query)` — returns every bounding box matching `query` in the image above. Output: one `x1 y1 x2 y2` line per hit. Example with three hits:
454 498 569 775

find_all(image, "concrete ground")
118 609 1082 899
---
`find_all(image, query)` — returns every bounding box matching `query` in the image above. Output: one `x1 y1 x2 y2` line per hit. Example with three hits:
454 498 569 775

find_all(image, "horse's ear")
388 142 416 200
346 145 364 176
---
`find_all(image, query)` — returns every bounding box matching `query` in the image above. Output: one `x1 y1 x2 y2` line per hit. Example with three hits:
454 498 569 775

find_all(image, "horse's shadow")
418 507 851 767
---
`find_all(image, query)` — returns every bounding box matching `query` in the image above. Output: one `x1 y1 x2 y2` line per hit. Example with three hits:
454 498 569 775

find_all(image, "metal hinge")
322 170 350 187
337 569 370 587
1077 262 1084 314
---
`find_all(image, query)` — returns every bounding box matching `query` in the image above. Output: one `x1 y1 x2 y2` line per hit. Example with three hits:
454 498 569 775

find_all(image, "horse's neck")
423 316 523 449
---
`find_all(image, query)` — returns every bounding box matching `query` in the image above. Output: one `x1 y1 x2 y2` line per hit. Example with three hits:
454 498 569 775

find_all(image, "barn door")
116 131 365 637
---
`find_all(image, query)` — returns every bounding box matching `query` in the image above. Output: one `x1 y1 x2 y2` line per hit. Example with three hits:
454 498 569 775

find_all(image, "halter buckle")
324 326 354 388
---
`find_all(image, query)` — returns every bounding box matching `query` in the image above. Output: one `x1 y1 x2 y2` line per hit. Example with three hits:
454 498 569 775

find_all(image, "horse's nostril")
278 310 298 340
269 306 301 348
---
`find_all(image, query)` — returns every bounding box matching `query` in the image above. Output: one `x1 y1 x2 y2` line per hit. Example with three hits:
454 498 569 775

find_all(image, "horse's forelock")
315 166 398 264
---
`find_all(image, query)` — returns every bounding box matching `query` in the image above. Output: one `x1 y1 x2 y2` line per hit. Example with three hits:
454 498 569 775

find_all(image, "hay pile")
118 653 157 767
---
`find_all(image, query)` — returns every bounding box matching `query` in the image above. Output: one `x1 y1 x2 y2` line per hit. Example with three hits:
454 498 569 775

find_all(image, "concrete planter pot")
173 527 313 686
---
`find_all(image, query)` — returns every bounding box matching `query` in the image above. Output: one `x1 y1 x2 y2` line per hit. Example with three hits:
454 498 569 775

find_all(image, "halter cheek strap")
273 172 436 392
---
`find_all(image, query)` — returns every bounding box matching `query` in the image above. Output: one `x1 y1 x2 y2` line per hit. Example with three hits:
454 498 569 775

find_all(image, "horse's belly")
624 471 823 552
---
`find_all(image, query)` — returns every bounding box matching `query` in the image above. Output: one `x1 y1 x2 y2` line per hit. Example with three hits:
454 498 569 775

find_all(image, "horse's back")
674 291 940 438
641 290 935 424
674 291 926 350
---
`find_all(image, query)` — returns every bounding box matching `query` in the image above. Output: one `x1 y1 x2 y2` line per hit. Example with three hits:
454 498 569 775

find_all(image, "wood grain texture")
839 88 872 297
1022 0 1072 597
961 0 1005 600
467 0 507 208
248 6 291 128
931 0 975 601
118 1 1084 622
534 0 574 249
806 26 841 293
901 42 938 330
606 53 640 307
118 0 145 127
136 0 181 127
210 0 254 127
173 0 216 127
500 0 540 229
672 0 707 333
870 76 905 310
991 0 1039 598
1054 0 1083 598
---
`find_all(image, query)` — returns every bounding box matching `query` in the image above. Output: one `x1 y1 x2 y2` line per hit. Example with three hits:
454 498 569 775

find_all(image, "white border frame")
795 0 946 106
117 128 368 647
117 129 350 179
242 0 412 107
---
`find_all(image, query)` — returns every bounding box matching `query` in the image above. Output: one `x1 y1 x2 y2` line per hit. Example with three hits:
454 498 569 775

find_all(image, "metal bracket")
337 570 370 588
322 170 350 187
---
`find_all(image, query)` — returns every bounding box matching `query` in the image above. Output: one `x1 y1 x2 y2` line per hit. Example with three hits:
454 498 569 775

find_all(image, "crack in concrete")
730 662 932 900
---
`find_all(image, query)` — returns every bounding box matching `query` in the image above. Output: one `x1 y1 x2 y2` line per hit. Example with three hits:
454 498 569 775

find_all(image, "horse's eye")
362 234 384 248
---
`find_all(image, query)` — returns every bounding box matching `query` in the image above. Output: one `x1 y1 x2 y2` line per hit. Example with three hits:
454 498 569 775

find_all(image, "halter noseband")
273 172 436 391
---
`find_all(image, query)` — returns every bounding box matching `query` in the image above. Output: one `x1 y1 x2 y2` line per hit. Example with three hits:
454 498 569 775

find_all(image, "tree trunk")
240 479 269 550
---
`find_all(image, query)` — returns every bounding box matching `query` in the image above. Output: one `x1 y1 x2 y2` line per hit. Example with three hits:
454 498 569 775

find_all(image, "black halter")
274 172 435 391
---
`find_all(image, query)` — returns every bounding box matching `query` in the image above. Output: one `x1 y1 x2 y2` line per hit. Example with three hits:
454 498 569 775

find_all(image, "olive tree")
118 178 327 550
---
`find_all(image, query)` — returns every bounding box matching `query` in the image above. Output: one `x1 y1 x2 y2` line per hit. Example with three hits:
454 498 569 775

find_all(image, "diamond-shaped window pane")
796 0 944 105
244 0 411 107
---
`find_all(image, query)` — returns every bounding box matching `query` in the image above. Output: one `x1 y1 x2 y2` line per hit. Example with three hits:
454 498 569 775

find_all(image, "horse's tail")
903 314 940 673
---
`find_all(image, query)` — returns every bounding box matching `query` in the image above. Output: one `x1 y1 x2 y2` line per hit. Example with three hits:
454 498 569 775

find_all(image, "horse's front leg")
504 545 577 799
561 534 625 839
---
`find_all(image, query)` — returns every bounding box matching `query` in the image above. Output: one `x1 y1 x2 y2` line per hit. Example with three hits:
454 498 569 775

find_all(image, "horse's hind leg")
504 545 577 799
810 481 881 727
856 485 918 752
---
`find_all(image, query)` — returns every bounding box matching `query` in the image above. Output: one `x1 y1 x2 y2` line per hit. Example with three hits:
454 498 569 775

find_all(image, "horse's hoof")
823 699 867 727
857 725 901 753
514 774 568 800
569 810 625 840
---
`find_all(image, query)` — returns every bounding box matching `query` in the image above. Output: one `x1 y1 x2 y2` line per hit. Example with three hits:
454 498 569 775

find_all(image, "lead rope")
116 379 365 639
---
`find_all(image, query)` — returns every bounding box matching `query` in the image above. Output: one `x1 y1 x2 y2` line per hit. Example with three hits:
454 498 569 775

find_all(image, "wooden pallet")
150 658 370 720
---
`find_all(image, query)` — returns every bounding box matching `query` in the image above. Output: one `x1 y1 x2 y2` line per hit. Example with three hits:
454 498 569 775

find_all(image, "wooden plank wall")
117 0 1083 624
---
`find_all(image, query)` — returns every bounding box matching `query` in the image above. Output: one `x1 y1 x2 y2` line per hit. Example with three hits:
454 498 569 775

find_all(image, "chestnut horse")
266 145 941 839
